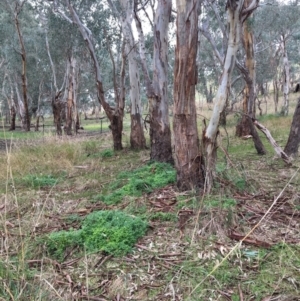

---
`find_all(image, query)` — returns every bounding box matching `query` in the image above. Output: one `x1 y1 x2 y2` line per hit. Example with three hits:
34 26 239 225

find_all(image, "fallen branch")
228 230 272 248
253 119 291 164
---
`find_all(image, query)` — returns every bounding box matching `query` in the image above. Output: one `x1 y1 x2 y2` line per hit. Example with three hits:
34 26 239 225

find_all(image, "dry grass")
0 94 300 300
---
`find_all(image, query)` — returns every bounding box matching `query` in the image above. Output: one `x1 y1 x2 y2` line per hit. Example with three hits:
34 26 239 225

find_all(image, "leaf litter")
1 137 300 300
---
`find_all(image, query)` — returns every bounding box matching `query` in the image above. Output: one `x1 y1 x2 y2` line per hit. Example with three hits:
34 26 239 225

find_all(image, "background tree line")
0 0 300 192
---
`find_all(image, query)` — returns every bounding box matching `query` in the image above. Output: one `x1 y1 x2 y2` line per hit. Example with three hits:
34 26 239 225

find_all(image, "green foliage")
46 229 82 261
21 174 60 189
95 162 176 205
45 210 148 260
81 210 147 255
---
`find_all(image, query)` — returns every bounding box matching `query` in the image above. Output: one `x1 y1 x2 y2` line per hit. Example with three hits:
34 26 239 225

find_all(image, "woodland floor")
0 109 300 301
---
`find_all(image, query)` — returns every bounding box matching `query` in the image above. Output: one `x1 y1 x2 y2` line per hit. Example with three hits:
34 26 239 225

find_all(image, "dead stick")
253 119 291 164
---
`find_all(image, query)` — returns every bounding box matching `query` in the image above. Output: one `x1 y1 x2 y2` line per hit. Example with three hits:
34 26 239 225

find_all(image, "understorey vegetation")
0 104 299 300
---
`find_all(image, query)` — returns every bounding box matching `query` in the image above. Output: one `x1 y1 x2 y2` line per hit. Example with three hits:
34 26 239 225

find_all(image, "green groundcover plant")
96 161 176 205
45 210 148 260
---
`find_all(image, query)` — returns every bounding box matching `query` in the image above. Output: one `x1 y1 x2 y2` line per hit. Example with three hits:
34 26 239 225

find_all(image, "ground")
0 103 300 301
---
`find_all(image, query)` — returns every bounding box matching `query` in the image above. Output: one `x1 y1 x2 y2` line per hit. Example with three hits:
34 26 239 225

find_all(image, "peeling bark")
173 0 204 191
134 0 173 163
235 1 266 155
13 1 30 131
65 56 77 135
204 0 243 192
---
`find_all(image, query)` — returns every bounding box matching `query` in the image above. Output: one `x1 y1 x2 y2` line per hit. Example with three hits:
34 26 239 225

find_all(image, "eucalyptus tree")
107 0 146 150
198 0 226 102
0 0 45 131
234 0 266 155
173 0 204 191
134 0 173 163
2 0 31 131
49 0 126 149
35 3 84 135
204 0 260 192
254 0 300 115
199 0 266 157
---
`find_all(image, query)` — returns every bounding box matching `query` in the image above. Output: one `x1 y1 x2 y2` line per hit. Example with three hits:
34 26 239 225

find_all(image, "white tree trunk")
134 0 173 162
282 36 290 116
204 0 243 192
119 0 145 149
14 81 26 129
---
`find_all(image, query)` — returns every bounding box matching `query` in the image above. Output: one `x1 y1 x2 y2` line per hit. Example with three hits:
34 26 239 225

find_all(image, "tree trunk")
284 97 300 156
65 57 73 135
237 14 254 124
10 105 16 131
107 39 126 151
281 36 290 116
14 5 30 131
235 1 266 155
204 0 243 192
173 0 204 191
273 79 279 114
66 0 125 150
35 115 40 132
14 81 26 130
118 0 145 150
134 0 173 162
52 92 62 136
65 56 77 135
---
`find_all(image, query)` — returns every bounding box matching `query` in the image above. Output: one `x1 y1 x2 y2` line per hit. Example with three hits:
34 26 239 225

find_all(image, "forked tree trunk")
66 0 124 150
44 24 66 136
134 0 173 163
118 0 146 150
108 40 126 150
235 3 266 155
52 92 63 136
204 0 243 192
173 0 204 191
284 97 300 156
